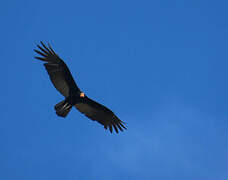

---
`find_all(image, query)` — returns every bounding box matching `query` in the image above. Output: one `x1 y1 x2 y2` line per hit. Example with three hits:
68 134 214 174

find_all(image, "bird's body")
34 42 126 133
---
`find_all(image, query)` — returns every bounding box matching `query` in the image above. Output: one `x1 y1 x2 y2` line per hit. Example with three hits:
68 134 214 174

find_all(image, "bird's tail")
54 100 72 117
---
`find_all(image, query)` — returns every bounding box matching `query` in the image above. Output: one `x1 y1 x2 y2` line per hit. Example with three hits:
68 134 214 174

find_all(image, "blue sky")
1 0 228 179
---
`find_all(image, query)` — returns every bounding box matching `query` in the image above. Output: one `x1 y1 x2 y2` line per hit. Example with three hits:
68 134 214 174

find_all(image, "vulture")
34 41 126 133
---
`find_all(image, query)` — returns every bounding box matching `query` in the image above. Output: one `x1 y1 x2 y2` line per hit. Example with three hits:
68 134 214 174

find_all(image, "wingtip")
40 41 45 46
105 123 126 134
109 125 113 133
113 124 119 133
34 56 46 61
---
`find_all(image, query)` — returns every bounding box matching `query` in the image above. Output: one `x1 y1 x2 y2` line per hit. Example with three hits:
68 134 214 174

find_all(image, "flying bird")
34 41 126 133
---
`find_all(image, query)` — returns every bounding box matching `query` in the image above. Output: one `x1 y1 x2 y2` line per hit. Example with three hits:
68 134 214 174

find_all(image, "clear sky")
1 0 228 179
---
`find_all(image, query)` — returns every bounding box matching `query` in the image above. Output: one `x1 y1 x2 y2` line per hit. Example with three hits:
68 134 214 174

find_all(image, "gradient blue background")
1 0 228 179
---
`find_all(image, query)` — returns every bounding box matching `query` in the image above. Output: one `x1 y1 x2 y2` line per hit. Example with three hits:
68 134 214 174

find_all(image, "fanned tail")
54 100 72 117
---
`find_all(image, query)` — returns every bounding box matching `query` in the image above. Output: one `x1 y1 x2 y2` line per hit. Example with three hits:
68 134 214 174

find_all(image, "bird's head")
80 92 85 98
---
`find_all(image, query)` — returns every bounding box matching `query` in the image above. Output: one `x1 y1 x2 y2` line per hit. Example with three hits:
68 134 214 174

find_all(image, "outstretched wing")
34 41 81 97
75 97 126 133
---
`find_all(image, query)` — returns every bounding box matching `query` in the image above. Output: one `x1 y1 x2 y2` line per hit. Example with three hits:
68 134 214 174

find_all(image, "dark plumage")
34 41 126 133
